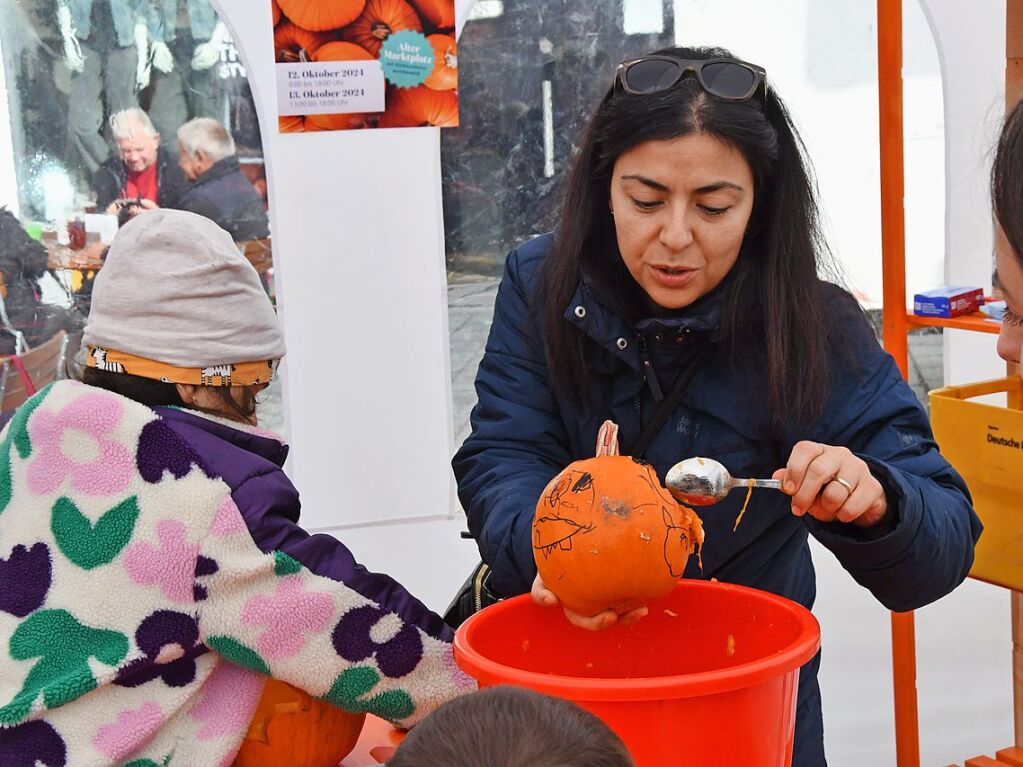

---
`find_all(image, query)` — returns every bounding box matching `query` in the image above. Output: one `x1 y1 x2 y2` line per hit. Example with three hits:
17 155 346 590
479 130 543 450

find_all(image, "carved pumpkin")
302 42 376 131
277 0 367 31
342 0 422 57
274 22 335 62
378 85 458 128
271 0 282 26
424 34 456 91
233 679 366 767
533 455 704 616
409 0 455 29
278 115 306 132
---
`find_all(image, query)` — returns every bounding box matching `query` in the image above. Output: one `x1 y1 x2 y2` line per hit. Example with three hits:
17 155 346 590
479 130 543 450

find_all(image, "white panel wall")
213 0 479 610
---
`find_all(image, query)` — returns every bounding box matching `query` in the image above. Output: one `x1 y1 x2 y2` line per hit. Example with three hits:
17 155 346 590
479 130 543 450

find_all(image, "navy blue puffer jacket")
452 233 981 766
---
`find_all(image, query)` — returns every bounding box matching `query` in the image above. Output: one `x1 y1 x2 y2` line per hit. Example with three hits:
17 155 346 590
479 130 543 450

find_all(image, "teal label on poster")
379 30 434 88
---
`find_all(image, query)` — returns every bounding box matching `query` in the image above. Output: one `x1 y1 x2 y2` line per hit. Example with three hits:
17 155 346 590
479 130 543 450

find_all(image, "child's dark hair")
81 367 257 421
385 686 634 767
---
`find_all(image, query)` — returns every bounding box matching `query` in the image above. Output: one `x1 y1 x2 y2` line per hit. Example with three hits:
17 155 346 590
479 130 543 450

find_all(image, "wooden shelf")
905 311 1001 334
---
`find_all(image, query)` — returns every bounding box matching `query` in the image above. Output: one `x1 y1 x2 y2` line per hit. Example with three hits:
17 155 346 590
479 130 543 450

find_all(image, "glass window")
0 0 280 428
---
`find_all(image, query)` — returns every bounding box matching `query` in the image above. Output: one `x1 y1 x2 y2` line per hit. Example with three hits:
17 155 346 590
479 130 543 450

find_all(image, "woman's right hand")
531 574 648 631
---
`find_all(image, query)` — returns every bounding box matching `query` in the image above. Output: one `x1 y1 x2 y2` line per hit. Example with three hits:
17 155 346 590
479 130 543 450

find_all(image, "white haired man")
93 107 188 219
176 117 269 241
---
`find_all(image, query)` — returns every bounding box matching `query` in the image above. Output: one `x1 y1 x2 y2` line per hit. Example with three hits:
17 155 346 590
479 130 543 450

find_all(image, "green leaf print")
120 757 171 767
272 550 303 576
0 385 50 516
0 609 129 724
51 496 140 570
206 636 271 676
322 666 415 722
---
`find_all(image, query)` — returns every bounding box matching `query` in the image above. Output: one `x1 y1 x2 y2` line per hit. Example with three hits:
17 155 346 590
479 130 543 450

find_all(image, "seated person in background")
93 108 188 221
176 117 270 241
0 207 69 354
386 686 634 767
0 210 472 766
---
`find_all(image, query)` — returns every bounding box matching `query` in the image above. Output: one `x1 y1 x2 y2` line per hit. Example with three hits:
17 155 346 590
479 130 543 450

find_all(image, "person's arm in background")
142 0 175 75
56 0 85 73
451 245 574 599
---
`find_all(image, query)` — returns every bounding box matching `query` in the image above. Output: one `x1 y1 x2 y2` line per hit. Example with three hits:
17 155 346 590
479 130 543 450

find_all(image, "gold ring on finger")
832 476 854 495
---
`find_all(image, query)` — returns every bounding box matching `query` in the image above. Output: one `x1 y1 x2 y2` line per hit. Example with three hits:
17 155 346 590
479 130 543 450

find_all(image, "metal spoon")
665 457 783 506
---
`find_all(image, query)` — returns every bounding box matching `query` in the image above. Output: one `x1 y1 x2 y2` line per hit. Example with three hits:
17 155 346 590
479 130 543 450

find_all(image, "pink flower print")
27 392 133 497
92 701 164 761
210 496 246 538
241 575 335 660
124 520 200 604
189 663 265 741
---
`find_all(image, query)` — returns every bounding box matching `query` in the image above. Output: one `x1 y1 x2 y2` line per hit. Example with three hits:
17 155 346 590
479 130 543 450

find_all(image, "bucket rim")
453 580 821 701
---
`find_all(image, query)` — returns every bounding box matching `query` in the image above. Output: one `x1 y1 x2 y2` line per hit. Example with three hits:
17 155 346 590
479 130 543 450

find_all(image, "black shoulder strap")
628 342 713 458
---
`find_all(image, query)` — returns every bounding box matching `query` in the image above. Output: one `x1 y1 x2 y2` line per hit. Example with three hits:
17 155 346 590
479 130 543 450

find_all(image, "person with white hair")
93 107 188 219
176 117 269 241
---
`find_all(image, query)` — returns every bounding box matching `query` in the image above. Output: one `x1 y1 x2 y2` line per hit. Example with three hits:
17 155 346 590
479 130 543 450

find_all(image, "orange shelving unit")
878 2 1020 765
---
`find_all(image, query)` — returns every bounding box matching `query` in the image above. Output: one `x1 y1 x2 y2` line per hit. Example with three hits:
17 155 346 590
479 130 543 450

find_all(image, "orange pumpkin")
532 455 704 616
277 0 367 31
233 679 366 767
278 115 306 132
409 0 454 29
342 0 421 57
274 22 334 62
271 0 282 26
424 34 456 91
313 39 374 61
303 42 376 131
378 85 458 128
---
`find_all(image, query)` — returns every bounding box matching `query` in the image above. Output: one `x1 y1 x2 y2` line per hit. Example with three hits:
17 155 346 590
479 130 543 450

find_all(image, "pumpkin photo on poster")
272 0 459 132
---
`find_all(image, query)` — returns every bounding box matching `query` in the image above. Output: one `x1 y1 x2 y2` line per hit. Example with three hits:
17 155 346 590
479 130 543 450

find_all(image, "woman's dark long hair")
541 45 843 433
993 98 1023 263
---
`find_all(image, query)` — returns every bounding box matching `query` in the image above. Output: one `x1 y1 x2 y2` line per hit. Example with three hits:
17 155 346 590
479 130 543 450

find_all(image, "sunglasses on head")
614 55 767 102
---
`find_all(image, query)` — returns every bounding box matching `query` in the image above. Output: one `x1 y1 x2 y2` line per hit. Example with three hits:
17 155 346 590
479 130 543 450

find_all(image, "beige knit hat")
83 209 285 384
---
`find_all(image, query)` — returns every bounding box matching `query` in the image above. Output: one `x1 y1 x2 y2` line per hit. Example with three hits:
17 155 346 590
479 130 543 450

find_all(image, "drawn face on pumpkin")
533 470 597 559
532 456 705 616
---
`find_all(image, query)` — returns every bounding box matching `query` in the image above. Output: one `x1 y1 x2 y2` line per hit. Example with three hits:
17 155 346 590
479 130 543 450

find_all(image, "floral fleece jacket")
0 380 474 766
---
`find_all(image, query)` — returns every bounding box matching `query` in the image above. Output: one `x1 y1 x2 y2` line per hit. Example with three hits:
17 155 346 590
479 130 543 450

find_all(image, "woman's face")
995 232 1023 376
609 133 755 311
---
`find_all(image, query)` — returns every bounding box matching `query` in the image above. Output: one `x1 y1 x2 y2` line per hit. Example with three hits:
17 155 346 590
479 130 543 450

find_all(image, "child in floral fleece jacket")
0 210 474 766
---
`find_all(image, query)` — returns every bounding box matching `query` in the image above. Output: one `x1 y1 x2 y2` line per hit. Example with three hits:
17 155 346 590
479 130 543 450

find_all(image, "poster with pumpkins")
272 0 458 131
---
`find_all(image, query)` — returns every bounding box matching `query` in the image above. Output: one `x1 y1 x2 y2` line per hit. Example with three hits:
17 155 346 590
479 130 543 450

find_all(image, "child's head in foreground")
386 685 634 767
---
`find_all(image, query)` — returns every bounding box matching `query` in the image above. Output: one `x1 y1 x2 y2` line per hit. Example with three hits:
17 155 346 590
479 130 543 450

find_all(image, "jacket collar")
191 156 241 188
155 405 290 467
563 276 723 371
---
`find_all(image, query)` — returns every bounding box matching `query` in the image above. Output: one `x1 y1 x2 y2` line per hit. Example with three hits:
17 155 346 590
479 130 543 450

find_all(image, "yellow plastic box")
930 377 1023 591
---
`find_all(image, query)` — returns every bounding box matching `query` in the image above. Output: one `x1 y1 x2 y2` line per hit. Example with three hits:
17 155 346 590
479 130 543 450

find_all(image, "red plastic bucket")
454 580 820 767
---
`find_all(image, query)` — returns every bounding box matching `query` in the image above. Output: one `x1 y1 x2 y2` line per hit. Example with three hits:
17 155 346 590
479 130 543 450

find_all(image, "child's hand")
531 574 648 631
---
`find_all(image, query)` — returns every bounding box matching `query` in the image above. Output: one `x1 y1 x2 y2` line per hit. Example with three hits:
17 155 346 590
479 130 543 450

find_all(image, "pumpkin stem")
371 21 392 40
299 48 309 63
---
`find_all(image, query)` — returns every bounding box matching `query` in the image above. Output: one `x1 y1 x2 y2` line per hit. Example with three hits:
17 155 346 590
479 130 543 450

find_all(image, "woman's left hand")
772 441 888 528
531 574 648 630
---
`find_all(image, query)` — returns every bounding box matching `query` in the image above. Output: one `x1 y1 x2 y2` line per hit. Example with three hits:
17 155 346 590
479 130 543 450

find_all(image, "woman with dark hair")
453 46 980 765
992 97 1023 369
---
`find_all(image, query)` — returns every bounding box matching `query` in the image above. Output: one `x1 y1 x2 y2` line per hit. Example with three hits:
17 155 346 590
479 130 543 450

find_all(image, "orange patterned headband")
85 347 279 387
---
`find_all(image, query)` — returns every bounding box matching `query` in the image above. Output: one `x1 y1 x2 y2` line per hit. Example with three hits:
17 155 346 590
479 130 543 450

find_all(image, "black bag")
442 560 500 629
444 343 712 630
